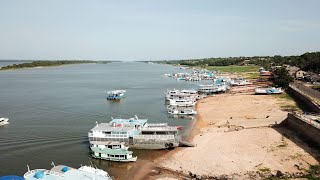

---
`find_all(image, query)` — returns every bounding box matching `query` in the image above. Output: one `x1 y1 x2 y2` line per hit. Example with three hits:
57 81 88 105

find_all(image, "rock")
276 170 284 177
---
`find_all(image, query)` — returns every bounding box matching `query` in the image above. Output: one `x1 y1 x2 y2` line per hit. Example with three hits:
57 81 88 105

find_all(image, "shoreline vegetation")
0 60 113 70
149 51 320 74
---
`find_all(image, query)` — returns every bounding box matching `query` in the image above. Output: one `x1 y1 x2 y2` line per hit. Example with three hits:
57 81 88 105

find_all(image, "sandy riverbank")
153 93 319 179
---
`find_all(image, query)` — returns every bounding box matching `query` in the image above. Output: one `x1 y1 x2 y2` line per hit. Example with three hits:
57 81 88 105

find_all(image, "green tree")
272 67 293 88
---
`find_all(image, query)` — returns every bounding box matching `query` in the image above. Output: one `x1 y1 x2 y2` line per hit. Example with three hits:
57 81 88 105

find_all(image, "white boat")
0 117 9 126
88 116 181 150
107 90 126 100
230 77 252 86
169 99 196 107
198 84 228 94
165 89 199 101
23 164 111 180
167 108 197 115
255 87 284 94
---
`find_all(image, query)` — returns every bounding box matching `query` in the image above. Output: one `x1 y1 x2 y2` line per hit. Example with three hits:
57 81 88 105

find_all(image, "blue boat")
106 90 126 100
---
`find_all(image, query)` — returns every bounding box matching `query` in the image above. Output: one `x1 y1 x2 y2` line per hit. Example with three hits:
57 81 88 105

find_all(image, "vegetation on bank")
0 60 111 70
208 65 259 73
155 52 320 73
271 67 294 88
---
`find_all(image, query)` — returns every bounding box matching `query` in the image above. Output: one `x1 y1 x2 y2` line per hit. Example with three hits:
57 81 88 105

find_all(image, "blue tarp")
0 176 25 180
34 170 44 179
61 166 69 172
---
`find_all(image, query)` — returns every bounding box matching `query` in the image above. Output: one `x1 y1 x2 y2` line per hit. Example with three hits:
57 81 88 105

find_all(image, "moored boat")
167 107 197 115
88 116 180 150
107 90 126 100
255 87 284 94
168 99 196 107
23 164 111 180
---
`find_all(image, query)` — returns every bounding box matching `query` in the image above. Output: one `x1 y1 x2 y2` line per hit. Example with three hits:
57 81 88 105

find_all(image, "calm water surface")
0 62 199 178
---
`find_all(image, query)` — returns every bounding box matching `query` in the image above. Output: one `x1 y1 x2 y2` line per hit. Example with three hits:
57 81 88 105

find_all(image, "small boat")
230 77 252 86
255 87 284 94
107 90 126 100
23 164 111 180
0 117 9 126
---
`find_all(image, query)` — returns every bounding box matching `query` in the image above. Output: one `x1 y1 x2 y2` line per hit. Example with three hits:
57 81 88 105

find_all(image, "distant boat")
0 117 9 126
23 164 111 180
106 90 126 100
255 87 284 94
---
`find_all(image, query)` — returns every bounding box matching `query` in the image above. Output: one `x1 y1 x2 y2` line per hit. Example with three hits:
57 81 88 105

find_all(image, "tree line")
0 60 110 70
157 52 320 73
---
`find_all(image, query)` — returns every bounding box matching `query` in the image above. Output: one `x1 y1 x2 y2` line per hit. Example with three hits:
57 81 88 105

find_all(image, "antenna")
27 165 30 172
95 121 99 126
51 161 55 167
135 115 138 119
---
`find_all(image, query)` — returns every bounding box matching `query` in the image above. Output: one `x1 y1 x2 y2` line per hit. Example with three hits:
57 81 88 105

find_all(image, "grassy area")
277 93 294 100
244 72 260 79
208 65 260 73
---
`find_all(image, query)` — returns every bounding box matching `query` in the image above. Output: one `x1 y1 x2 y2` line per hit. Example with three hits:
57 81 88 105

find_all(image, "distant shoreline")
0 60 112 71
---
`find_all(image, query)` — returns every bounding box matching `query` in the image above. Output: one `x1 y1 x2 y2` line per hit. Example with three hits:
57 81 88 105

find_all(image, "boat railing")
133 134 175 140
141 126 178 131
145 123 168 127
88 134 128 138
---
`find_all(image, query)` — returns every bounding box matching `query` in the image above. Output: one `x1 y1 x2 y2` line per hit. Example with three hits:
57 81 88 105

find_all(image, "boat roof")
91 123 135 132
110 118 147 126
107 90 126 94
91 147 133 155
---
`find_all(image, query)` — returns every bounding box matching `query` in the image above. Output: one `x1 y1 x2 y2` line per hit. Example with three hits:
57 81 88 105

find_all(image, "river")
0 62 199 178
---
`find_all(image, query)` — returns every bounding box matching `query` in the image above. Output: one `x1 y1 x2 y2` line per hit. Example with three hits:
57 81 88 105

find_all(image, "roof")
90 123 135 132
110 118 147 126
91 147 133 155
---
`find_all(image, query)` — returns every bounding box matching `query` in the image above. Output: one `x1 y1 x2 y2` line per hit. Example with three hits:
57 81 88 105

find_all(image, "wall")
282 113 320 147
287 83 320 113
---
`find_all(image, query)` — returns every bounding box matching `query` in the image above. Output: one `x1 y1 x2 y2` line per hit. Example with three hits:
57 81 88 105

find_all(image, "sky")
0 0 320 61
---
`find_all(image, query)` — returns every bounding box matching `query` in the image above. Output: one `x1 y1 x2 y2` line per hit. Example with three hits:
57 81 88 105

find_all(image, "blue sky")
0 0 320 61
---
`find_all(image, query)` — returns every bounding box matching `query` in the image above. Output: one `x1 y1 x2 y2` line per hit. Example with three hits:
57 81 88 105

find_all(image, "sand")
155 93 319 179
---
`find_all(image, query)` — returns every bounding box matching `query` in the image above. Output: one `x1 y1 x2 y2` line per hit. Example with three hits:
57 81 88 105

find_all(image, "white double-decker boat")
88 116 181 150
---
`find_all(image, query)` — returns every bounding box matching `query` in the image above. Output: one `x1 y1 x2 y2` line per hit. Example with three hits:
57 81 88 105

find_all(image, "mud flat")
154 94 320 179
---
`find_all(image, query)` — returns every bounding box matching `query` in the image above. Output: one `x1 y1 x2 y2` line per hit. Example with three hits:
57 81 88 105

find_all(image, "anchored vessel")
88 116 180 150
167 106 197 115
0 117 9 126
23 164 111 180
107 90 126 100
165 89 199 101
255 87 283 94
90 141 137 162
